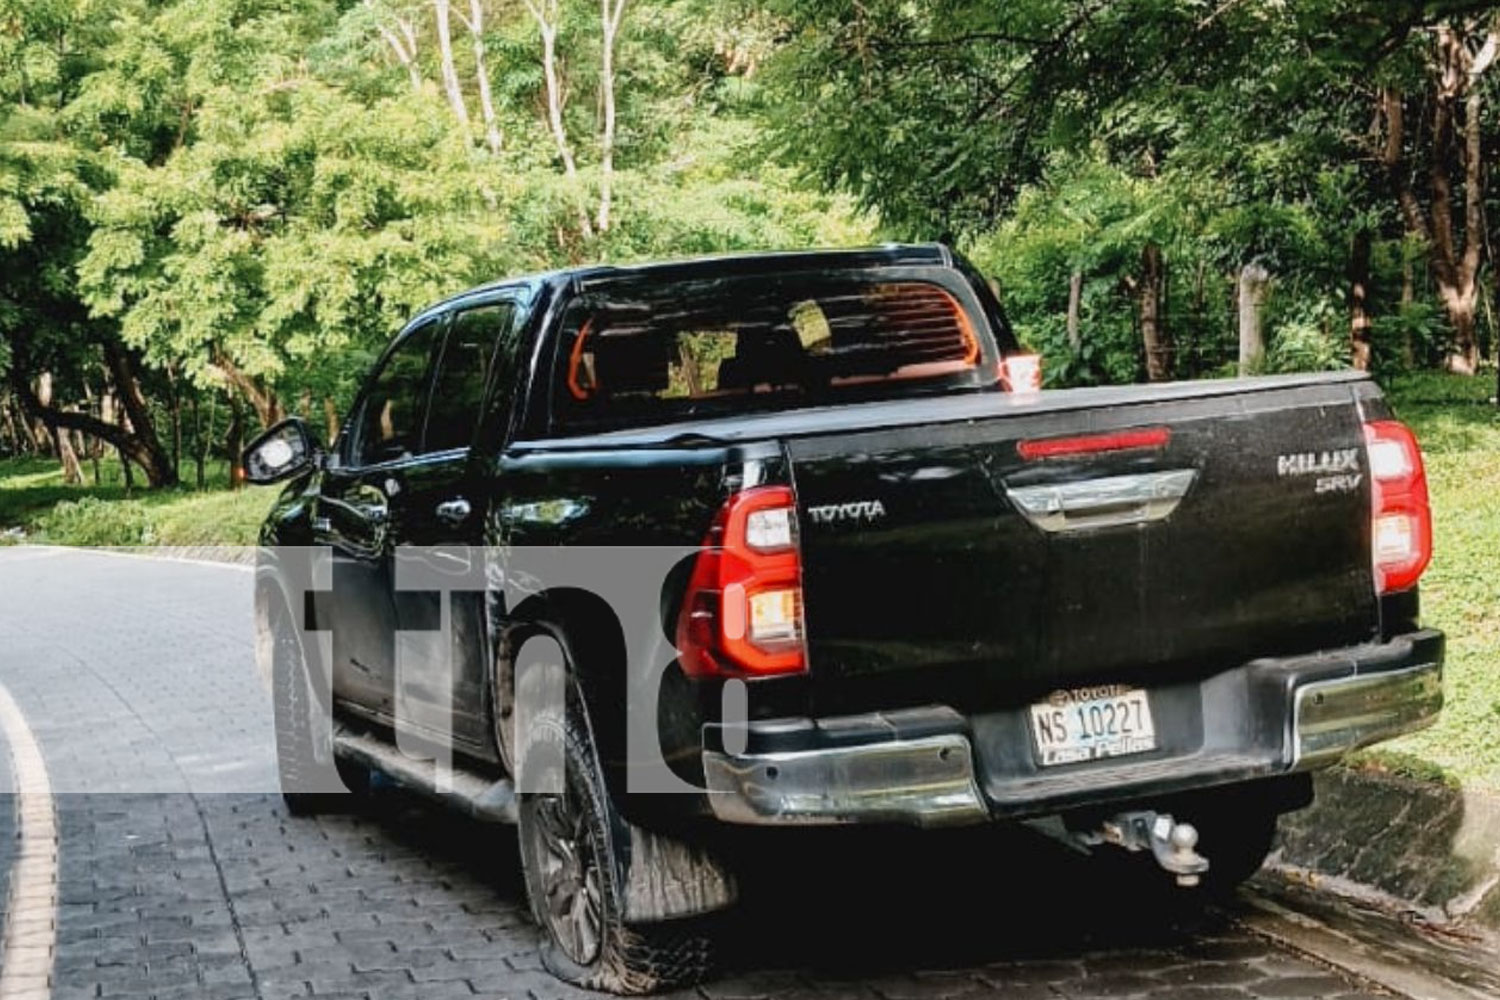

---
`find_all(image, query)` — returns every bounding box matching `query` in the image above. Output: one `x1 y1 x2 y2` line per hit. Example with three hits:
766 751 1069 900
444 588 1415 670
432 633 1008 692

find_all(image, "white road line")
18 544 253 572
0 682 57 1000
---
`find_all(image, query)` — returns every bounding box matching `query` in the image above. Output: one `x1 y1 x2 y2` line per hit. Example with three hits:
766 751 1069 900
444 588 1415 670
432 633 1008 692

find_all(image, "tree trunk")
1401 251 1418 367
212 352 282 428
93 391 110 485
596 0 627 232
466 0 503 154
166 363 183 479
366 0 422 91
525 0 595 240
324 397 340 446
27 409 50 454
35 373 83 484
433 0 473 138
1066 269 1083 355
111 384 135 495
1238 262 1271 375
1139 243 1170 381
1442 290 1480 374
5 395 35 455
0 393 24 456
1377 18 1495 377
1428 77 1482 375
191 393 207 490
226 393 247 489
1349 229 1374 371
56 427 83 484
10 362 175 488
103 340 177 486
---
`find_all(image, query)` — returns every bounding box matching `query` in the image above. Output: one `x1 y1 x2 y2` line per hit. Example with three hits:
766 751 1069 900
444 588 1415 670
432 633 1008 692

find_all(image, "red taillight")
676 486 807 678
1364 420 1432 595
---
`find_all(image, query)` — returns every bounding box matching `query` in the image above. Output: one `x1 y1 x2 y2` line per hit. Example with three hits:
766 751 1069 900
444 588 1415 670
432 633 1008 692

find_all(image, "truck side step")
333 730 518 823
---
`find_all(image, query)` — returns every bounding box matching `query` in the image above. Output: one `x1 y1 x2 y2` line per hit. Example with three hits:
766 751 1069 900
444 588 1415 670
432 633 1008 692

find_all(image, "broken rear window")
548 272 994 434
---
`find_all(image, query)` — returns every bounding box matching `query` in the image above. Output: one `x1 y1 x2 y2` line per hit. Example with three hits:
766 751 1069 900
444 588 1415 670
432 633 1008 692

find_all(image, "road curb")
0 681 58 1000
11 543 254 569
1239 889 1499 1000
1270 766 1500 932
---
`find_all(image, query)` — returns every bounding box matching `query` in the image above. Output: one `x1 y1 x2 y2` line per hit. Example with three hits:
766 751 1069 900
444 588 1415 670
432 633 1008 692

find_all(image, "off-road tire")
1193 799 1281 897
268 595 348 815
517 709 714 994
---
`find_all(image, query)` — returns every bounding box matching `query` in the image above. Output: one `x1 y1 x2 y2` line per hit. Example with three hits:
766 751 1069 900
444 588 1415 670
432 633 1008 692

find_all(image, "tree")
596 0 627 232
761 0 1500 378
459 0 504 155
1376 18 1500 374
1 0 871 496
432 0 473 136
0 0 179 485
522 0 595 238
363 0 424 92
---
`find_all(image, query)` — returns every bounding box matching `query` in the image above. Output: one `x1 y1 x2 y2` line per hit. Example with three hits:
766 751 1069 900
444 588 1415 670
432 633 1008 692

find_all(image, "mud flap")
618 823 738 923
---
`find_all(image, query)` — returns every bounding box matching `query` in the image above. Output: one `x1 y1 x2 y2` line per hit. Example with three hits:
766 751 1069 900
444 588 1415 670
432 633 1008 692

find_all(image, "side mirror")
243 417 321 485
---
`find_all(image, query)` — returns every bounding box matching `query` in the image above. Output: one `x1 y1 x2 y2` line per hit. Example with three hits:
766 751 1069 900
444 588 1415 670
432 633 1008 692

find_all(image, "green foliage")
40 496 158 546
759 0 1500 382
1262 300 1349 374
1372 301 1448 377
966 153 1363 384
1 0 871 464
0 455 272 545
1383 373 1500 789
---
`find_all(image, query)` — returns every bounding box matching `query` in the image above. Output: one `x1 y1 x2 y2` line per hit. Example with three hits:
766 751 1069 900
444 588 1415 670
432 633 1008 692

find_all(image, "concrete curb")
7 543 256 568
1271 767 1500 931
85 544 256 566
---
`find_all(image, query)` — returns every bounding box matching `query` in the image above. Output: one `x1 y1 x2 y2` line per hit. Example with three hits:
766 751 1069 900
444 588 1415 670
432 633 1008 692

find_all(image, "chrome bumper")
1291 661 1444 769
701 733 990 827
702 657 1444 828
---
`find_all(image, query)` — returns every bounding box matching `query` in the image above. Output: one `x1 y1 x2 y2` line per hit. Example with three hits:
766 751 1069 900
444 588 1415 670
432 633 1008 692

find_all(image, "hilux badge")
1277 449 1363 495
1276 449 1359 477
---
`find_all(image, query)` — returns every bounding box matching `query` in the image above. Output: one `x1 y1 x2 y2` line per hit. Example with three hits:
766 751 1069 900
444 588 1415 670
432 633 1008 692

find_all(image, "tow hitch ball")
1076 811 1210 887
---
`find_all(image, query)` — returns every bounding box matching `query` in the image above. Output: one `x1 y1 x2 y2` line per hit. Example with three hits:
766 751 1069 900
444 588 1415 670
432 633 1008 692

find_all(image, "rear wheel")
518 709 713 994
1193 798 1281 896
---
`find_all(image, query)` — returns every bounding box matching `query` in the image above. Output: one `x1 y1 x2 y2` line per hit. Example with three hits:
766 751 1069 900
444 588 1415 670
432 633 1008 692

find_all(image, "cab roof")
422 244 956 318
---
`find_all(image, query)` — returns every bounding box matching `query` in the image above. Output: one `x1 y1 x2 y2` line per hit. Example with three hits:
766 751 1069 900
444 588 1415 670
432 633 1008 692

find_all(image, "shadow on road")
345 784 1241 979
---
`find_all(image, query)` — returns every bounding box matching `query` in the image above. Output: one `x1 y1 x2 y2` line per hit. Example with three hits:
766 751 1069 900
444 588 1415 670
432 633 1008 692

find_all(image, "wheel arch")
498 586 737 924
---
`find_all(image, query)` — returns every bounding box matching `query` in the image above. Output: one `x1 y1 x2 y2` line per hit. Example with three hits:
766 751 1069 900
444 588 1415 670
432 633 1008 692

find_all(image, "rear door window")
425 301 518 453
551 272 991 434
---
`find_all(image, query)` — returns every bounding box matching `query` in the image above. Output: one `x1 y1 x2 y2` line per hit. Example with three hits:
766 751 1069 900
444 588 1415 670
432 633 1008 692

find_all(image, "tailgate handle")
1004 469 1197 533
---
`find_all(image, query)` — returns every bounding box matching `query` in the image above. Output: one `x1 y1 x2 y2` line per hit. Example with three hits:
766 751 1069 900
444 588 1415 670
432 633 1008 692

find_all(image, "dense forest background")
4 0 1500 489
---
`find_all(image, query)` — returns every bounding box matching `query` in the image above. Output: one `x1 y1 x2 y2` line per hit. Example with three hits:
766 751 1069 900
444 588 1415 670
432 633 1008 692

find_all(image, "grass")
0 455 273 547
0 371 1496 788
1378 371 1500 791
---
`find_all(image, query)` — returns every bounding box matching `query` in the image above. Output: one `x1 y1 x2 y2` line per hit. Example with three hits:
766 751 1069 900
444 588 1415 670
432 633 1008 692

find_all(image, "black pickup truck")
247 244 1443 993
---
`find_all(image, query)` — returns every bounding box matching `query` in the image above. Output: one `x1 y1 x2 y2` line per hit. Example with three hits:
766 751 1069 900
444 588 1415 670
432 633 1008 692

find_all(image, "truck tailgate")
787 376 1380 715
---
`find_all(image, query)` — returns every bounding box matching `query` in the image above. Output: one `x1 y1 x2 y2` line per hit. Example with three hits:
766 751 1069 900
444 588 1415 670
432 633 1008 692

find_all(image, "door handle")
435 498 472 526
1004 469 1198 533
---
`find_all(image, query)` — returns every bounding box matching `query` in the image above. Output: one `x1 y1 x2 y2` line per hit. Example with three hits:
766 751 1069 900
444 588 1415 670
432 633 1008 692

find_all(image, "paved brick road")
0 548 1394 1000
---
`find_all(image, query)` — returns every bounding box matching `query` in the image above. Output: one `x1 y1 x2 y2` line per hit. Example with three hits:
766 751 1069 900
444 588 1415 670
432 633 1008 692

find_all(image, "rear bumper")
701 629 1443 827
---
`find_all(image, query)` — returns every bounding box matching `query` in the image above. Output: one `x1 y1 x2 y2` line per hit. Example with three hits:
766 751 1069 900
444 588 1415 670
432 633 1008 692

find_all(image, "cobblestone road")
0 548 1403 1000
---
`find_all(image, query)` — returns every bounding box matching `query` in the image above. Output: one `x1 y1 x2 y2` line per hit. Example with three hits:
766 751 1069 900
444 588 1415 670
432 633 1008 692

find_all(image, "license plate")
1029 686 1157 766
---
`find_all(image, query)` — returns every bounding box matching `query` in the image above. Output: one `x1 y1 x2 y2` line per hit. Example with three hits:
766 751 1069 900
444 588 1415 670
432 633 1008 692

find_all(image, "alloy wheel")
530 789 604 966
